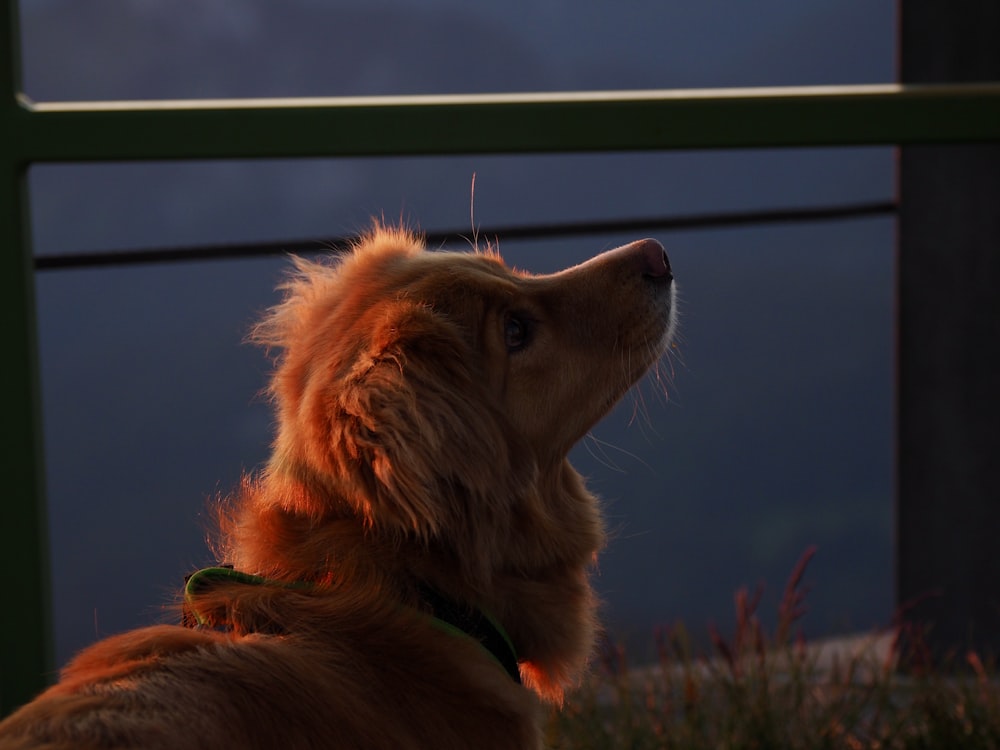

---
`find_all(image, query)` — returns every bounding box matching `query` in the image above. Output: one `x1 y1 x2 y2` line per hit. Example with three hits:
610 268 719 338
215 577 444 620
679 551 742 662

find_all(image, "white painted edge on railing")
17 82 1000 113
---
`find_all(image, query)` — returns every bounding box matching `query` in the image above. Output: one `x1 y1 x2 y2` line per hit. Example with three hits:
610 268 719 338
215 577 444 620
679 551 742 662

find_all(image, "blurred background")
20 0 895 665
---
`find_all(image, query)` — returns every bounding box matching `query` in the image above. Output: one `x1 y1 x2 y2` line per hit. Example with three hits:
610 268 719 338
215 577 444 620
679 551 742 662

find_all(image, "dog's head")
251 225 675 587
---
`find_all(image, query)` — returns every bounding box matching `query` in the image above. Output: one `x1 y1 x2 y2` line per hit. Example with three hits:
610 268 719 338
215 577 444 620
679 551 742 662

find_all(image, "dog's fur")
0 226 676 749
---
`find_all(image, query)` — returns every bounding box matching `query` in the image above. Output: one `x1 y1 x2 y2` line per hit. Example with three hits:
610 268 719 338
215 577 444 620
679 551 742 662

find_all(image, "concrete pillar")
897 3 1000 660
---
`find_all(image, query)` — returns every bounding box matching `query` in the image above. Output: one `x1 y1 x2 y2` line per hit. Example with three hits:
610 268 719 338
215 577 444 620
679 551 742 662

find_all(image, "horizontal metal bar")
34 200 898 271
10 83 1000 163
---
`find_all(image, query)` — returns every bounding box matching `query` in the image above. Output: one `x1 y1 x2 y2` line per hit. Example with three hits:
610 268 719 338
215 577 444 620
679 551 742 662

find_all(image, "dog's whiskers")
583 431 656 475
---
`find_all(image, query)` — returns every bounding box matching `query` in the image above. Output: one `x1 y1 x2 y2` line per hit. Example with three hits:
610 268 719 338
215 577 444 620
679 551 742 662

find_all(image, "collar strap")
182 565 307 628
182 567 520 684
418 585 520 684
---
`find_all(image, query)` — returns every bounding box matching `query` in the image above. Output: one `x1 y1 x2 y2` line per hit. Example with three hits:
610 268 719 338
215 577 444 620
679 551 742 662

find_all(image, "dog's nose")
631 238 672 282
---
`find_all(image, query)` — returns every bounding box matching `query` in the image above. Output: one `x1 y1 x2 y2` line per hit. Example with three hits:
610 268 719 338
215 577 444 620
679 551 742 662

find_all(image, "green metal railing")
12 83 1000 160
4 0 1000 716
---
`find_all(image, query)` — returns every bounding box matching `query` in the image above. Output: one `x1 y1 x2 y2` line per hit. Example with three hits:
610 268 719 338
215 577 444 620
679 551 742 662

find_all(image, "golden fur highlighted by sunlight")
0 225 676 750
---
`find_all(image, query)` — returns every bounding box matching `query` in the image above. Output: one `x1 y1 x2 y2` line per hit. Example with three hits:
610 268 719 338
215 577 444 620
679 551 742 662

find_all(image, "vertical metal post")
897 3 1000 659
0 0 53 716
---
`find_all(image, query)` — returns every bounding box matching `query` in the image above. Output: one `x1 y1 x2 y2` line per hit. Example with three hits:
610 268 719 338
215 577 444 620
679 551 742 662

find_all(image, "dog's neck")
217 466 600 701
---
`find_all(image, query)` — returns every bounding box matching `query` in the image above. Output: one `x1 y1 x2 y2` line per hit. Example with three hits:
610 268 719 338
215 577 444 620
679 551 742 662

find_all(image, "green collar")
182 566 521 684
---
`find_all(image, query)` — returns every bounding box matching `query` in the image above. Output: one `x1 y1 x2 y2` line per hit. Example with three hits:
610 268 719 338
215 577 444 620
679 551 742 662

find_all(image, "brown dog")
0 226 676 749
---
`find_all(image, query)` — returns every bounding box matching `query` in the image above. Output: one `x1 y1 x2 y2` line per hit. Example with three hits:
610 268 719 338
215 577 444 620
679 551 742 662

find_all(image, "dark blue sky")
20 0 896 664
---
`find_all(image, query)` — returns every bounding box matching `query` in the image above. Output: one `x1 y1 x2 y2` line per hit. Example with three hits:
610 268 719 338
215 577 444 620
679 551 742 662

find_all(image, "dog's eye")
504 313 532 353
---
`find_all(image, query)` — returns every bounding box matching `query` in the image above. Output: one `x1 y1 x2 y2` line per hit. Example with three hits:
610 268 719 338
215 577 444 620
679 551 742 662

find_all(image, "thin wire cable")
33 200 897 271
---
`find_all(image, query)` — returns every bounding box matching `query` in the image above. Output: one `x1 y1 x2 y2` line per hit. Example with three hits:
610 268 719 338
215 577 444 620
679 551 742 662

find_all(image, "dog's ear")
330 303 530 574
